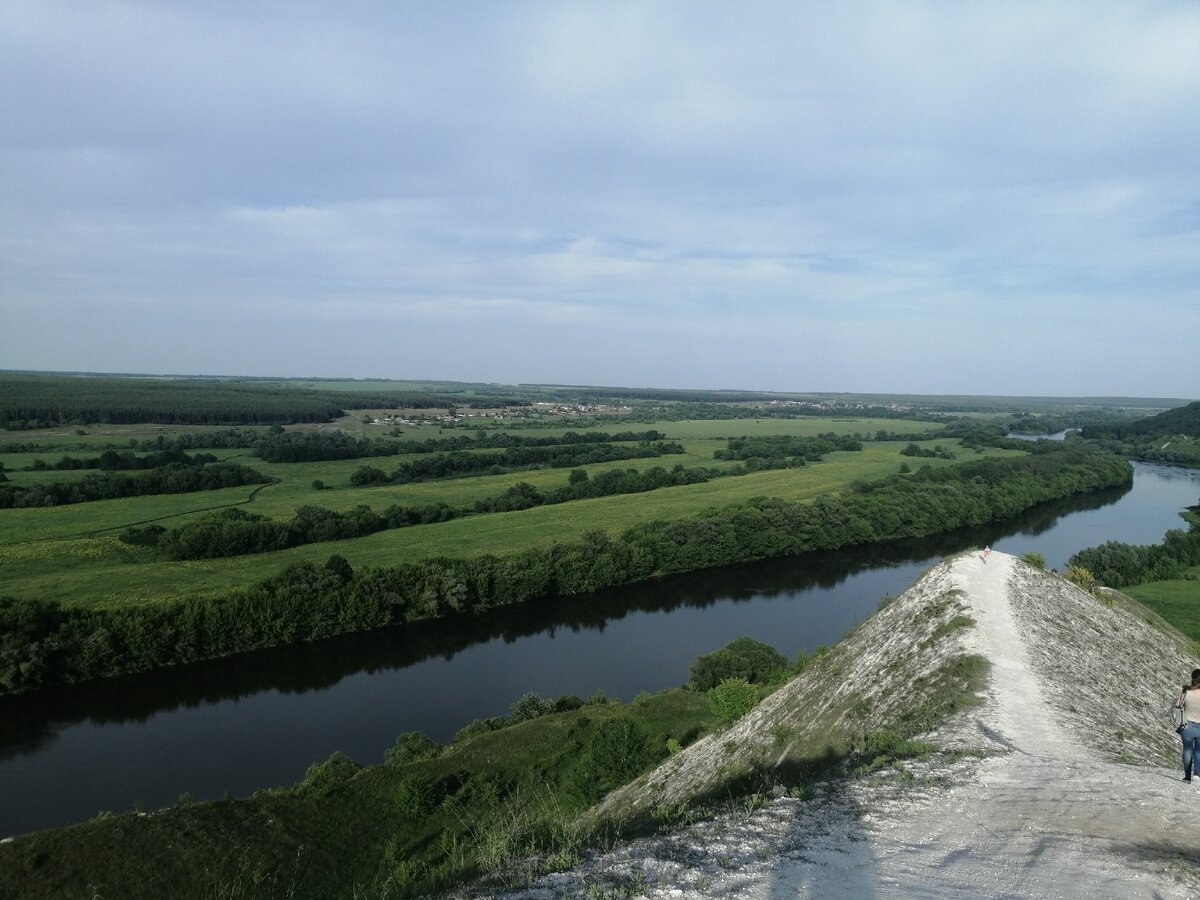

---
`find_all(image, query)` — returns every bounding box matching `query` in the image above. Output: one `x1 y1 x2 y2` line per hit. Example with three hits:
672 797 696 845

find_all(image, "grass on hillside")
0 688 716 900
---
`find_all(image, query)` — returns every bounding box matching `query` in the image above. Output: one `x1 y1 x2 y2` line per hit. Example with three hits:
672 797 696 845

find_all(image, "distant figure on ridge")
981 545 991 563
1177 669 1200 783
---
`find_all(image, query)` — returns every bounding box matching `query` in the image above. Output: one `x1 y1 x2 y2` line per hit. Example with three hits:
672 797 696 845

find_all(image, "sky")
2 2 1198 398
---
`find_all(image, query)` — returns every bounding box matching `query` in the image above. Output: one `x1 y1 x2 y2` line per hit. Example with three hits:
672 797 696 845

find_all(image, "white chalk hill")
504 552 1200 899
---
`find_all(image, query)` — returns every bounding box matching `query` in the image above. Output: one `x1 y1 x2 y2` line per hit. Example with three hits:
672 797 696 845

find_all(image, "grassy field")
0 440 1022 609
1123 567 1200 642
0 413 953 532
0 411 1004 615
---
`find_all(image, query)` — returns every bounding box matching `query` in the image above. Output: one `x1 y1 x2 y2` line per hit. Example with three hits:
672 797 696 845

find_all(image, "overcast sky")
2 2 1198 398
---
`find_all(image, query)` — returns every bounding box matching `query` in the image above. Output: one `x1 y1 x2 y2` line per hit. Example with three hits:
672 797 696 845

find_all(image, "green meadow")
0 438 1020 610
1123 566 1200 642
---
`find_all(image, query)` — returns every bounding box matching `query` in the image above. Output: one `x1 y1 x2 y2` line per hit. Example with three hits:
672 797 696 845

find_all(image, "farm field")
0 440 1021 610
1123 566 1200 642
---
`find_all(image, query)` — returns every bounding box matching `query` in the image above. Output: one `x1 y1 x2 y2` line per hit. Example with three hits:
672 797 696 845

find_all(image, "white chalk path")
759 552 1200 899
501 553 1200 900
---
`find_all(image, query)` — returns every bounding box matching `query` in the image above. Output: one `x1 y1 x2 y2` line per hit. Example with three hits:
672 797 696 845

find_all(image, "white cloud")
1 1 1198 396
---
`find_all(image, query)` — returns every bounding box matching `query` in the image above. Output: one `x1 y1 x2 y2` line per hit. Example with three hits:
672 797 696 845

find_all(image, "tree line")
252 429 668 463
0 444 1130 692
0 462 270 509
130 463 722 560
1068 524 1200 588
1081 401 1200 441
713 433 862 463
359 440 685 485
900 443 956 459
0 374 530 430
25 448 220 471
134 441 875 562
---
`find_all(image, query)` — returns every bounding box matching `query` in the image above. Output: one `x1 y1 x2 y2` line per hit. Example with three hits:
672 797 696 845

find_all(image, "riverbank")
489 553 1200 899
0 446 1130 695
7 551 1195 898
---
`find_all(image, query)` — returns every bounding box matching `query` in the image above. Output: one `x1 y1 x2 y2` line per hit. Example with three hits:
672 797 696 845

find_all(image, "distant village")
360 400 635 428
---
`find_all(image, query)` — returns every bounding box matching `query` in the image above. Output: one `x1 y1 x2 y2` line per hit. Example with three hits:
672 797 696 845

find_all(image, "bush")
453 716 507 744
689 636 787 691
300 751 361 794
570 716 655 802
350 465 389 486
384 732 442 767
393 775 437 818
708 677 759 726
1021 551 1046 570
118 524 166 547
1064 565 1097 592
510 691 557 722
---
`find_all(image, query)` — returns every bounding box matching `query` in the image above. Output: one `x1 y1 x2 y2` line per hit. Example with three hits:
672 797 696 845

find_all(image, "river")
1 461 1197 837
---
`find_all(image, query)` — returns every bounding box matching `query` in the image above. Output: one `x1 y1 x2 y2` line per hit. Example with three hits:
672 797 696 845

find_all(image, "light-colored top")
1183 687 1200 723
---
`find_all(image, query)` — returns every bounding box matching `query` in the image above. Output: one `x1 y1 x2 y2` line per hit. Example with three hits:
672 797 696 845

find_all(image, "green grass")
0 689 716 899
0 441 734 541
1123 567 1200 642
0 442 1022 609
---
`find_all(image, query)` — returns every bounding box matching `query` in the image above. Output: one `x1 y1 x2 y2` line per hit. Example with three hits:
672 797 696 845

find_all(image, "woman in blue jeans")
1180 668 1200 783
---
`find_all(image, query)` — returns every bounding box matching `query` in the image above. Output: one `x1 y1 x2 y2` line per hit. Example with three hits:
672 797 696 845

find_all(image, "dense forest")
0 374 528 428
1082 401 1200 440
1081 401 1200 467
0 444 1130 692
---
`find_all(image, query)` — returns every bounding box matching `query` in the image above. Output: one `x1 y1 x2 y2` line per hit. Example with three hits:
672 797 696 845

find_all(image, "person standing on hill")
1178 669 1200 783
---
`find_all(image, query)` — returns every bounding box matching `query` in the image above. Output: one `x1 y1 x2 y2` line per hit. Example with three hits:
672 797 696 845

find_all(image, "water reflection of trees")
0 481 1131 751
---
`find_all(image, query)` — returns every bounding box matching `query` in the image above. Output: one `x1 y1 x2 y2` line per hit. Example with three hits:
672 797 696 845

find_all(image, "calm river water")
1 460 1197 836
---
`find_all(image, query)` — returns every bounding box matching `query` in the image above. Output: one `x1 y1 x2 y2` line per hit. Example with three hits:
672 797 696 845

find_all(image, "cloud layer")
2 1 1198 396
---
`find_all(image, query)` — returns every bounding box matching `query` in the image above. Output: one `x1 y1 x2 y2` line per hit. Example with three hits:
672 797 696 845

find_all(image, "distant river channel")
1 458 1198 837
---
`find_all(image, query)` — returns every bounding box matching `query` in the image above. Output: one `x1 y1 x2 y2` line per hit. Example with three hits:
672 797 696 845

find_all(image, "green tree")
708 677 758 726
689 636 787 691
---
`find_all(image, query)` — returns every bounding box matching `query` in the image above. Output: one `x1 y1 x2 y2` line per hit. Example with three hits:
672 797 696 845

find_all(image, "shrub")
1022 551 1046 570
393 776 437 818
300 751 361 794
453 716 507 744
708 677 758 726
118 524 166 547
349 465 389 486
570 716 655 802
1064 565 1097 592
510 692 557 722
384 732 442 767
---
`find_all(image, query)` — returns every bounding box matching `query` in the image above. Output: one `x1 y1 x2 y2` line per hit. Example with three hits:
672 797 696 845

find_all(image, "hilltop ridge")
500 553 1200 898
